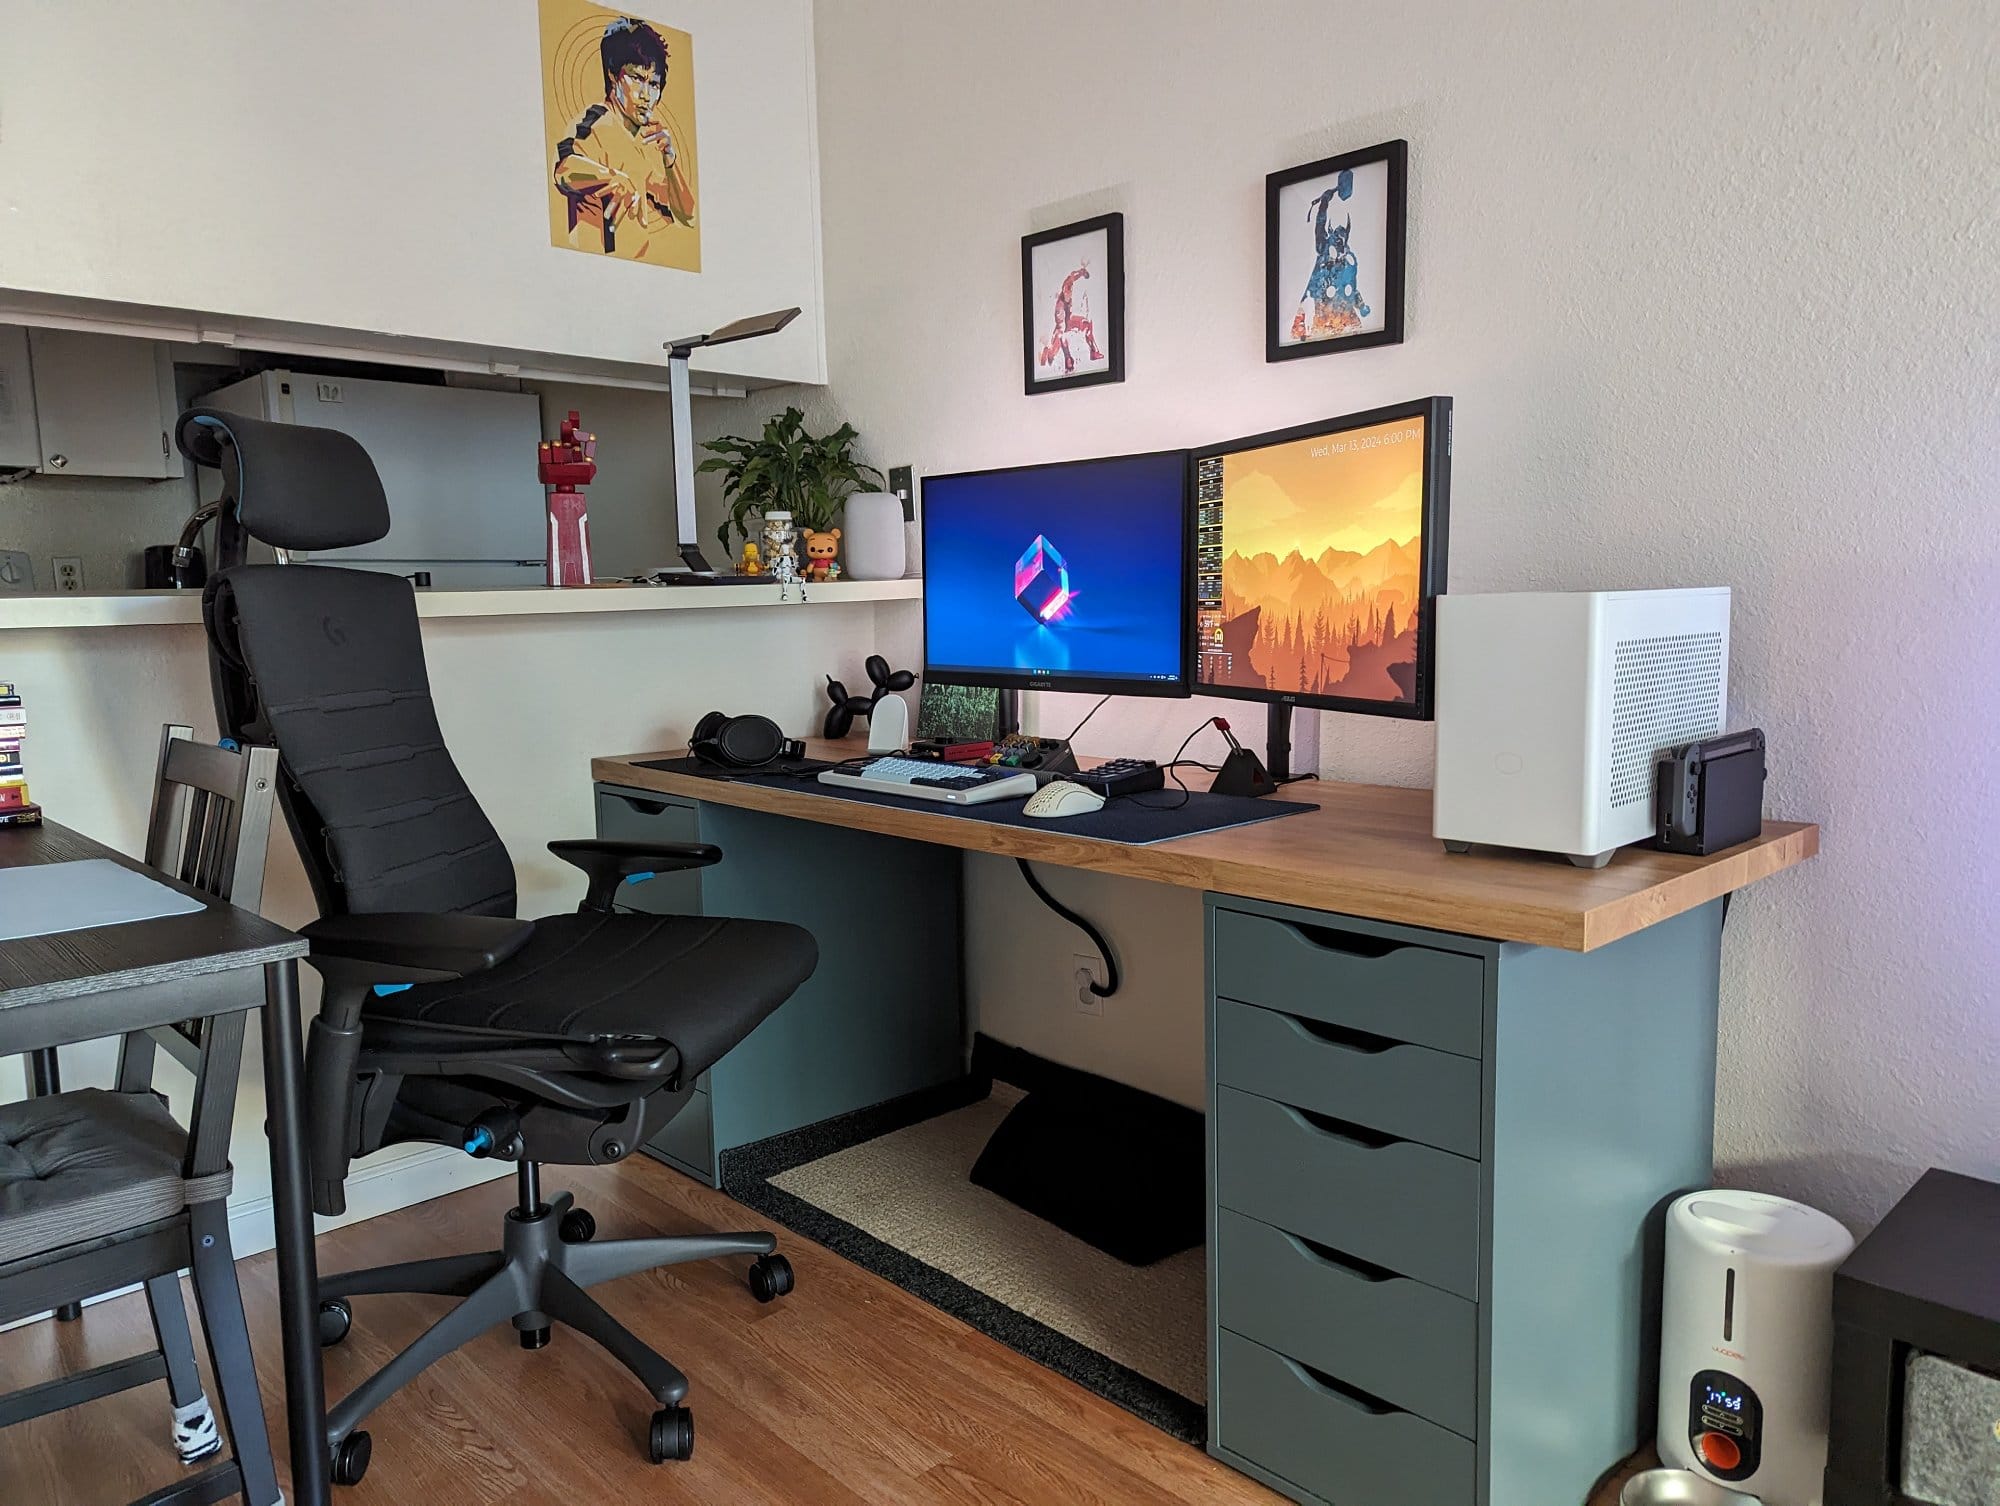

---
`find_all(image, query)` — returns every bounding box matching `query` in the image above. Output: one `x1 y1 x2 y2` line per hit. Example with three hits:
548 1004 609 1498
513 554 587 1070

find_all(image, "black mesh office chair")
179 407 818 1486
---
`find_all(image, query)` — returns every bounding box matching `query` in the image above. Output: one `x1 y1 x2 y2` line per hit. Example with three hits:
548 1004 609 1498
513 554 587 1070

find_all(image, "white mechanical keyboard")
818 757 1038 806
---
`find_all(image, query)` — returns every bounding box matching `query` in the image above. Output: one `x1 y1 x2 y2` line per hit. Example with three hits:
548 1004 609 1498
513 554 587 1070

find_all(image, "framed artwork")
1022 213 1125 394
1266 139 1406 360
542 0 701 272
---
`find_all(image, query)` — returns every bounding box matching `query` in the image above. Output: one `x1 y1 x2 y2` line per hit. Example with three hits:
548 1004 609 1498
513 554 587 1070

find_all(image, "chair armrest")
302 912 535 980
549 838 722 913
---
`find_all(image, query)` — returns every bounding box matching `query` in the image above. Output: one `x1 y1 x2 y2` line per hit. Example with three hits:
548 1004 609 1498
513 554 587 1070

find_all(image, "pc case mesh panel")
1608 632 1725 809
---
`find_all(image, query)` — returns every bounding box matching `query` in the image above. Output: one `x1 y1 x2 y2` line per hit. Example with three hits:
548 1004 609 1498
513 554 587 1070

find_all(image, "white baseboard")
226 1145 513 1259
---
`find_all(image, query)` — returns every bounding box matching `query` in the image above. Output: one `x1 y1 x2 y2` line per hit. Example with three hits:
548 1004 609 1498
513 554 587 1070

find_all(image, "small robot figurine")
823 654 917 739
538 410 597 587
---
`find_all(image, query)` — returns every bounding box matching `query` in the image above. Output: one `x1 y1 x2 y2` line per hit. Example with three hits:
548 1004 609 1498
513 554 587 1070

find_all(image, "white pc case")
1432 589 1731 866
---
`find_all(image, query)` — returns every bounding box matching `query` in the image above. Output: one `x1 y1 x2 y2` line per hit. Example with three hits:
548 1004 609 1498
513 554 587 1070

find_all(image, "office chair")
179 407 819 1486
1 725 283 1506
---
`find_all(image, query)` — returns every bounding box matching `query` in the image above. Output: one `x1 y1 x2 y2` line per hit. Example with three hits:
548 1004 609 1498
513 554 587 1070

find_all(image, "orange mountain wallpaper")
1197 414 1428 703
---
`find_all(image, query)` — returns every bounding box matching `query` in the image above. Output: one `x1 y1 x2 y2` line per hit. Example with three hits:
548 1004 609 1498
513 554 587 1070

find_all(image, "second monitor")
921 450 1190 697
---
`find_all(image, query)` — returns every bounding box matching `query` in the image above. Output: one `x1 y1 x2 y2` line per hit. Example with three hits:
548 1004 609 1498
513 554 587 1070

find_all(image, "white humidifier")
1659 1191 1854 1505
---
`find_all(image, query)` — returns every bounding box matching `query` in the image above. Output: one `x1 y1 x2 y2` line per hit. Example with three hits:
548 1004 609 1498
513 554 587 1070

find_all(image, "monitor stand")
1265 702 1296 784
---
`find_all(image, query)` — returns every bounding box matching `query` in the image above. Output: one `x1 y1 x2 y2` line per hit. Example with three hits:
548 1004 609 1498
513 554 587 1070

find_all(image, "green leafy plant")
699 406 887 556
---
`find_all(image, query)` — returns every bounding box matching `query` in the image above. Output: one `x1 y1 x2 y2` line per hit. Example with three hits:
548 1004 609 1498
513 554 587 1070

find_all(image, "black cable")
1016 858 1119 998
1063 693 1112 747
1125 719 1218 811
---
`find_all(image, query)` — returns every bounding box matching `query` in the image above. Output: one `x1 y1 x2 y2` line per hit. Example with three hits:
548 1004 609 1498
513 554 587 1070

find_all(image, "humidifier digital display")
1688 1368 1763 1479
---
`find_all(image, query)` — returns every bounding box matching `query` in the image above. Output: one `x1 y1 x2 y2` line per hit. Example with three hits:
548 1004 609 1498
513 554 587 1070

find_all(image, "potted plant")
700 407 886 569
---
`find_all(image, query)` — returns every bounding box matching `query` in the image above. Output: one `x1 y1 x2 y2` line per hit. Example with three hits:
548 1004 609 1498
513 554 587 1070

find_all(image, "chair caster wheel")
649 1405 694 1463
520 1325 551 1350
317 1298 352 1348
559 1207 597 1244
747 1253 794 1303
331 1430 372 1486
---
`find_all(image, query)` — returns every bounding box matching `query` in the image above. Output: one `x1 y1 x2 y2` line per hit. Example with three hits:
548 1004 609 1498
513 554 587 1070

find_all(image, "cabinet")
593 781 966 1186
0 327 180 478
1205 894 1725 1506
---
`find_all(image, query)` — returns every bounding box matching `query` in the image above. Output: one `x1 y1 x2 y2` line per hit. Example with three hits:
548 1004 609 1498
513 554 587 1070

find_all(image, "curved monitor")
1191 396 1450 719
921 450 1190 696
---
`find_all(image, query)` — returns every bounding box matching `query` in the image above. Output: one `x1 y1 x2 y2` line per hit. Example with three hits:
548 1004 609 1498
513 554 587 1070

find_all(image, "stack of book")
0 682 38 827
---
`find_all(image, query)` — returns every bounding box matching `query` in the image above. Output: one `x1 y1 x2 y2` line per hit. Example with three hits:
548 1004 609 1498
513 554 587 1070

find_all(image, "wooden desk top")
592 744 1817 952
0 821 305 1009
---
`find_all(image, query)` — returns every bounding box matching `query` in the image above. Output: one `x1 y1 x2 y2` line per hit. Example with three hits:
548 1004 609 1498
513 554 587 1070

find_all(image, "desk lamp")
657 308 801 583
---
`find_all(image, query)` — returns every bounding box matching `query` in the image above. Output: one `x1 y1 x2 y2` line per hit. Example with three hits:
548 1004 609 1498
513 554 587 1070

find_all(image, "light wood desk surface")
593 743 1817 952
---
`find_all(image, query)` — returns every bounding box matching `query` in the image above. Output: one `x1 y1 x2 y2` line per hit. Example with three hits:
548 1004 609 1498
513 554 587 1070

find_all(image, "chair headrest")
177 407 391 551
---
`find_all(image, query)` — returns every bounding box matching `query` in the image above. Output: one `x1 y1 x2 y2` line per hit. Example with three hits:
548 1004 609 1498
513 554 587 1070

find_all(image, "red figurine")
538 410 597 587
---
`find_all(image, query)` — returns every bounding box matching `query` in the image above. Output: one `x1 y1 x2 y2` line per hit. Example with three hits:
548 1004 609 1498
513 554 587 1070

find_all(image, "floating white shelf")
0 578 922 631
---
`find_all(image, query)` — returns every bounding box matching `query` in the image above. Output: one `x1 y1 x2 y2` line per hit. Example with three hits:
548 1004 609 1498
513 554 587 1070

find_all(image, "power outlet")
888 465 914 519
1073 952 1106 1015
53 557 83 593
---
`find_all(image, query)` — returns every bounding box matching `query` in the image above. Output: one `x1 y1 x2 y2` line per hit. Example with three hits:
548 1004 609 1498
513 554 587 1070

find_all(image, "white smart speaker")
1659 1191 1854 1506
1432 588 1731 867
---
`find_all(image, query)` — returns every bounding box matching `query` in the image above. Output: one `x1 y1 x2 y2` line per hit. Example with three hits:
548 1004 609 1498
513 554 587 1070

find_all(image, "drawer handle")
1279 1356 1396 1416
610 794 670 816
1279 1013 1394 1055
1281 1102 1397 1150
1285 921 1411 961
1280 1230 1399 1284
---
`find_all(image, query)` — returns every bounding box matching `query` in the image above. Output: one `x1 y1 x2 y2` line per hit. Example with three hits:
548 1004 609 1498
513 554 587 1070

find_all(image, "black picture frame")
1021 213 1125 394
1265 139 1407 361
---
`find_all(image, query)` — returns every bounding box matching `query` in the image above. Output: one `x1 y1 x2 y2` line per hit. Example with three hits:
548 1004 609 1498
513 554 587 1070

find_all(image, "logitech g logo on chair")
323 616 348 647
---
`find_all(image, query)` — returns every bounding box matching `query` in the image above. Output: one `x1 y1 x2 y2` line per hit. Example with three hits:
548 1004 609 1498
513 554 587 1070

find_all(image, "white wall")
697 0 2000 1228
0 1 826 387
0 600 914 1248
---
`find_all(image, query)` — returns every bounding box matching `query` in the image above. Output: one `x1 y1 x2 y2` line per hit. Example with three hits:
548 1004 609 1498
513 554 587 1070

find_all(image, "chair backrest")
24 726 283 1166
144 724 280 908
180 407 518 920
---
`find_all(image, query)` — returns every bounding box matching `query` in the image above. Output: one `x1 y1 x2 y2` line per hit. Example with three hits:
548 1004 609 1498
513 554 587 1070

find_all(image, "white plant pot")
842 492 906 580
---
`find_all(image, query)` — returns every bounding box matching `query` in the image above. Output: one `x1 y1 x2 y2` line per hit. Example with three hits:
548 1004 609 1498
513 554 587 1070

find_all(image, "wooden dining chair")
1 724 284 1506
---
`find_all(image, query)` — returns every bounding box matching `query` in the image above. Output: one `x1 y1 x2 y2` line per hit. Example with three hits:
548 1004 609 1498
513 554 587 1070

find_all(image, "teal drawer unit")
1216 1209 1477 1438
1210 903 1485 1057
1215 1084 1480 1299
1206 894 1727 1506
596 786 705 917
1214 997 1481 1157
1215 1330 1476 1506
594 783 967 1189
647 1082 712 1181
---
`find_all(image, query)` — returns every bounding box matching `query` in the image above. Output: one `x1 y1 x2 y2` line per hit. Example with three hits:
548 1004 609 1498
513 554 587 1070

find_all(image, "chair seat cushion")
0 1090 230 1266
363 910 818 1082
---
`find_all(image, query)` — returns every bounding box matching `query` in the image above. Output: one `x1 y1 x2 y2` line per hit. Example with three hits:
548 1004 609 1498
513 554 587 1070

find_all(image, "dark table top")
1838 1167 2000 1331
0 820 305 1009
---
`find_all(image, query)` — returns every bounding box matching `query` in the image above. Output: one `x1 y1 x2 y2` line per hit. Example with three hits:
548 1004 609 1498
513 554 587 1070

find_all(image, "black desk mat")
726 770 1313 846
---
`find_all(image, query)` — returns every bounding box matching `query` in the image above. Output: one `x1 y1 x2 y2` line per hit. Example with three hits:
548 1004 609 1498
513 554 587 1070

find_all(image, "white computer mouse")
1022 780 1107 820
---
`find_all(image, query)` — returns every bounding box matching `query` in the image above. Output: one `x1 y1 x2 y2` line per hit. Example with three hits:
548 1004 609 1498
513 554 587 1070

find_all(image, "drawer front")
1215 1329 1476 1506
1215 998 1482 1158
643 1086 712 1179
1217 1210 1477 1438
1215 1085 1480 1299
595 786 704 915
1212 907 1484 1058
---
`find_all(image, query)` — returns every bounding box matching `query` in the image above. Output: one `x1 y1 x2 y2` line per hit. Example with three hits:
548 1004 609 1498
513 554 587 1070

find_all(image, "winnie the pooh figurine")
802 527 841 582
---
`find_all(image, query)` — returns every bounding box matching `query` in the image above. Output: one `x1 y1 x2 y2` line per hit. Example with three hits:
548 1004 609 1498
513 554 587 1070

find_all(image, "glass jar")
761 511 802 589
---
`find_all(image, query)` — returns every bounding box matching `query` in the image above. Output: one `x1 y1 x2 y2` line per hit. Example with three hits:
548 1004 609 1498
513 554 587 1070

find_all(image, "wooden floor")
1 1155 1647 1504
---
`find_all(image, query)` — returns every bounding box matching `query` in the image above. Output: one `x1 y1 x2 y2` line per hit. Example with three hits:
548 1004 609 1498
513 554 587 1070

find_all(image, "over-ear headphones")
690 711 804 770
